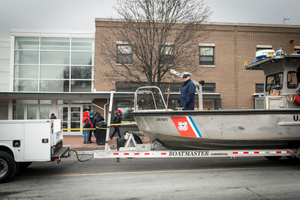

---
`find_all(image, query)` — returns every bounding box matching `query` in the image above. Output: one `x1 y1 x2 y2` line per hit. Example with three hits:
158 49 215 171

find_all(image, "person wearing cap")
109 109 122 141
178 72 196 110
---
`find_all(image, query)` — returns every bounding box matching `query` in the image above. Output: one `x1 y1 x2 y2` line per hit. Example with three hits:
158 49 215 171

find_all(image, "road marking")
17 166 298 179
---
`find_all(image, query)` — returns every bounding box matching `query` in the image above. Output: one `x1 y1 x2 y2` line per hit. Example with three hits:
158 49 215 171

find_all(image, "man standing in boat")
178 72 196 110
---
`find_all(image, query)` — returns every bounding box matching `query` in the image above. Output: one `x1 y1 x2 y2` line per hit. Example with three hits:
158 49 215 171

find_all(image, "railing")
134 86 167 111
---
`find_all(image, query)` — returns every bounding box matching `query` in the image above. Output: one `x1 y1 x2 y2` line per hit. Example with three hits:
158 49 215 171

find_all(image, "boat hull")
132 109 300 150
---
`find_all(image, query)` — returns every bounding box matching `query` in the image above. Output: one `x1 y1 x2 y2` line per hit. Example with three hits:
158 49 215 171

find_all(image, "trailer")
0 119 70 183
94 131 300 161
93 88 300 161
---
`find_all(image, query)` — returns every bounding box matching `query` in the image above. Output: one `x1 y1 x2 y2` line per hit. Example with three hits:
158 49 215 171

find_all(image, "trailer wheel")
119 133 143 147
265 156 281 161
0 151 16 183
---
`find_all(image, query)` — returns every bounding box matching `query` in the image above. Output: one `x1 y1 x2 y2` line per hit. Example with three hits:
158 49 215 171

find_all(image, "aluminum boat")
131 51 300 150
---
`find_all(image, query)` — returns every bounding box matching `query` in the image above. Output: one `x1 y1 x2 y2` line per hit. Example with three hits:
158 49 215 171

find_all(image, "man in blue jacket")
178 72 196 110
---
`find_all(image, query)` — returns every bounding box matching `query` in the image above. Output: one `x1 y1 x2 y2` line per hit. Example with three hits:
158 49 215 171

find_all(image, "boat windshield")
266 72 283 91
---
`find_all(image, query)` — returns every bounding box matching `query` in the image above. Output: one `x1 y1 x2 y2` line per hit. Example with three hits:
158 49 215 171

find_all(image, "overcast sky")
0 0 300 36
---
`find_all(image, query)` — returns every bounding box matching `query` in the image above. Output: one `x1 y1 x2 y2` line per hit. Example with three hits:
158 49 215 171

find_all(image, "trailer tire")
0 151 16 183
265 156 281 161
119 133 143 147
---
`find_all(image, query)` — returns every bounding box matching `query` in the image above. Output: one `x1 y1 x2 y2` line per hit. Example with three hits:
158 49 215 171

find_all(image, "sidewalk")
63 135 151 152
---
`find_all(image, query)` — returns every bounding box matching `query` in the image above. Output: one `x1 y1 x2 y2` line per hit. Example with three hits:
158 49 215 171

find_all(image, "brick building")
95 18 300 111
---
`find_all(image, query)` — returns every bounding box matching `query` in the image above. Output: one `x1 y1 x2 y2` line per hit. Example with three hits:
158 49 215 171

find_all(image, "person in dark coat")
93 111 104 127
92 111 104 136
178 72 196 110
109 110 122 141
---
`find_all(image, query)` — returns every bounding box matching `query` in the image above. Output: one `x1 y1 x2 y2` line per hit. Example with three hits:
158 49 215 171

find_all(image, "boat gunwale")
131 109 300 116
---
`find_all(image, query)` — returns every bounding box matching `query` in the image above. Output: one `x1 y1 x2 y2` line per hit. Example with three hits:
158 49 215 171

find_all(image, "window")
256 45 272 51
255 83 264 93
294 46 300 54
160 45 174 65
266 72 283 91
41 37 70 50
12 100 52 120
116 44 133 64
40 80 69 92
113 99 135 122
202 83 216 93
199 46 215 65
15 37 39 50
13 36 95 92
287 71 298 88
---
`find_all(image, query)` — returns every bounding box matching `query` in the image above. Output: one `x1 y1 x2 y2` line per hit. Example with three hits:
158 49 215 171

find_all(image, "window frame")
287 71 298 89
255 83 264 93
199 44 215 66
256 45 272 52
160 45 174 65
294 46 300 54
116 44 133 65
265 72 283 91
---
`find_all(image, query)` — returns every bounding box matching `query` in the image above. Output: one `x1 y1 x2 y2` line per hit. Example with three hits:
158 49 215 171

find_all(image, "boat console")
245 49 300 109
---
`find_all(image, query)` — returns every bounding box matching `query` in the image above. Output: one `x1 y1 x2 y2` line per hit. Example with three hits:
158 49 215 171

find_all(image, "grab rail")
134 86 167 111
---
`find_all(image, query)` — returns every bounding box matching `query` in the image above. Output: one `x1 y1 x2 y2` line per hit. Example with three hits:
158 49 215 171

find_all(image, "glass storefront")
13 37 94 92
12 100 52 120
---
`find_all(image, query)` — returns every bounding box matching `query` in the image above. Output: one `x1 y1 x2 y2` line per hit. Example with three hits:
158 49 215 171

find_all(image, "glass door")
57 105 82 135
70 106 81 135
25 106 37 120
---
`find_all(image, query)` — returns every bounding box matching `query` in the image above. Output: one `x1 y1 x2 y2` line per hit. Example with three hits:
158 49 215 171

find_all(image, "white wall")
0 36 11 91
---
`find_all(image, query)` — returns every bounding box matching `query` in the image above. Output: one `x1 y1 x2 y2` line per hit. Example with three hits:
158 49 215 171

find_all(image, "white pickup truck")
0 119 70 183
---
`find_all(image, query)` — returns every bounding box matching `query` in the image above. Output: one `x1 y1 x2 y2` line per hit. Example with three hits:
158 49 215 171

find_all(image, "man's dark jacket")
179 78 196 110
113 113 122 124
93 112 104 126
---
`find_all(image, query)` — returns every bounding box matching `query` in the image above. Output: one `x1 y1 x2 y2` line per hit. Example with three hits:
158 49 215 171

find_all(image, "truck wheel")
0 151 16 183
14 162 19 176
265 156 281 161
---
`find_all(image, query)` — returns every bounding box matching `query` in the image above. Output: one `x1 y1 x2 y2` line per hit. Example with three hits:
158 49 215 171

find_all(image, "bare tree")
100 0 212 88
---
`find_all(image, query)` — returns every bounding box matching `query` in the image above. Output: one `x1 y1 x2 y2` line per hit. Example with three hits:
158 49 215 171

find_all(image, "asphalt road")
1 155 300 200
